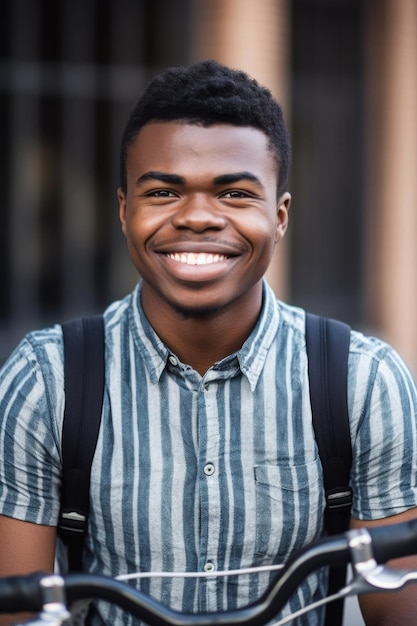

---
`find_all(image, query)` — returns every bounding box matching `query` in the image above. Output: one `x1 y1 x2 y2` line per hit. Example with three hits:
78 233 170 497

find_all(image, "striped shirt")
1 280 417 625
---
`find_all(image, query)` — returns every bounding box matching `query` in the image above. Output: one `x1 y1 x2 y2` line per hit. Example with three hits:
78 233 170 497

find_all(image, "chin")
172 302 223 319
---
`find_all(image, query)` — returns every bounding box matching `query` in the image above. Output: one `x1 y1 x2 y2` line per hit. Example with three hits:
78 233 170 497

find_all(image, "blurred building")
1 0 416 374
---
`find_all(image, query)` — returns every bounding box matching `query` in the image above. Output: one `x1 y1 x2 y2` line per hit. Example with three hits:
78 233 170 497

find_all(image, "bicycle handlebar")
1 519 417 626
369 519 417 562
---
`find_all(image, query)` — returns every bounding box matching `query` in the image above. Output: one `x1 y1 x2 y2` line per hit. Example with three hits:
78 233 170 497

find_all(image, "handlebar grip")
368 519 417 564
0 572 45 613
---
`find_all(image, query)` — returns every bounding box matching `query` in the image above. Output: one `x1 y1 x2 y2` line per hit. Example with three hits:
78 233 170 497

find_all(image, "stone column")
365 0 417 373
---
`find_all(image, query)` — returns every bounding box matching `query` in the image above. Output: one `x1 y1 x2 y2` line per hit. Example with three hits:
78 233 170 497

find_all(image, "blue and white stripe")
1 280 417 625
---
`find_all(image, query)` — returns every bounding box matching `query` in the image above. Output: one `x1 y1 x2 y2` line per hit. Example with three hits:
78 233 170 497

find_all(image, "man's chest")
88 377 325 574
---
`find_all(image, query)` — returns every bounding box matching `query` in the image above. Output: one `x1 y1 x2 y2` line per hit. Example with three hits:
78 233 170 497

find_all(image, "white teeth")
168 252 227 265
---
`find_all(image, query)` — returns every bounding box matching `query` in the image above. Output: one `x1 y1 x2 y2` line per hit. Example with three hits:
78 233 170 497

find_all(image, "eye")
146 189 177 198
221 190 252 199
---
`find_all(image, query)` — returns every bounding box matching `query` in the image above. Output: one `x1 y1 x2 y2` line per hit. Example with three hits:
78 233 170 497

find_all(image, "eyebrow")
212 172 264 187
136 171 186 186
135 170 264 188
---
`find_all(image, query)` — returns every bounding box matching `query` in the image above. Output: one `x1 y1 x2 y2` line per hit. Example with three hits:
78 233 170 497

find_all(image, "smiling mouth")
166 252 229 265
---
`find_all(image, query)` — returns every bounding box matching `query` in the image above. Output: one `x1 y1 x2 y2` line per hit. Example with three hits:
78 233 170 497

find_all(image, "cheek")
125 211 161 244
123 217 146 255
139 199 175 224
245 216 278 251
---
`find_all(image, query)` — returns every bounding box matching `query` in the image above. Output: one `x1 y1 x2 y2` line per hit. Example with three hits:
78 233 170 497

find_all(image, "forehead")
126 121 278 182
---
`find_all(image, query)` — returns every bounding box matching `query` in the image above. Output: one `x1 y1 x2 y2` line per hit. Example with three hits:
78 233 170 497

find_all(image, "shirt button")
203 463 215 476
203 562 216 573
168 355 178 366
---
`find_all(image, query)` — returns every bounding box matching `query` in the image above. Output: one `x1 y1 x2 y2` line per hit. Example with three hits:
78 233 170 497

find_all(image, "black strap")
305 313 352 626
59 315 105 572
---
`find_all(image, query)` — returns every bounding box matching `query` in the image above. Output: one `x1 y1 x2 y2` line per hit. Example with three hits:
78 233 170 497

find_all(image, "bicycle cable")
116 563 284 582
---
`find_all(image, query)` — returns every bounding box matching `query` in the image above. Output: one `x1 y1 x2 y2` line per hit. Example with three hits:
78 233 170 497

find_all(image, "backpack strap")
58 315 105 572
305 312 352 626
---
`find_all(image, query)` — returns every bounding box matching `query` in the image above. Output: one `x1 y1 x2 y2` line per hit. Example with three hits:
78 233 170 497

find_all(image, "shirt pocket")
254 459 325 564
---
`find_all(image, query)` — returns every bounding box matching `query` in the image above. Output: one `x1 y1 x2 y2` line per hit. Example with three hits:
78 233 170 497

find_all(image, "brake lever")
346 528 417 595
273 528 417 625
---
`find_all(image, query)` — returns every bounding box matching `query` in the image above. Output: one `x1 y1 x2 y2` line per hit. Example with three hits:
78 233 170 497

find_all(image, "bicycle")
2 518 417 626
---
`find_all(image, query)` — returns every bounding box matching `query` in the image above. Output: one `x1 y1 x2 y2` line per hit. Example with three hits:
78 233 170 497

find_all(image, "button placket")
168 354 178 366
198 379 221 609
203 561 216 574
203 463 215 476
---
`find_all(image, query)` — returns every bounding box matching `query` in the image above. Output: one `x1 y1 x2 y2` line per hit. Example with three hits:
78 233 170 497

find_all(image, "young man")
1 60 417 625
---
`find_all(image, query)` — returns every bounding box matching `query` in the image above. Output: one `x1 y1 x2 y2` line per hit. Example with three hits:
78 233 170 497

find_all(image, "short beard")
173 303 222 319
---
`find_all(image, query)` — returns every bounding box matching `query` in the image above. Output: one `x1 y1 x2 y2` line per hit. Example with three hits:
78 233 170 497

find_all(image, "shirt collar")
128 280 280 390
127 283 170 383
235 280 280 390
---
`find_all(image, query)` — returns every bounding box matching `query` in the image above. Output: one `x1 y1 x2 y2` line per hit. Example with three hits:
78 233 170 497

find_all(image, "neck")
141 289 263 376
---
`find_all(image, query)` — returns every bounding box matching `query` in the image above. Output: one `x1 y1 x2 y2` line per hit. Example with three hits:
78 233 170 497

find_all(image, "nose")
171 194 227 232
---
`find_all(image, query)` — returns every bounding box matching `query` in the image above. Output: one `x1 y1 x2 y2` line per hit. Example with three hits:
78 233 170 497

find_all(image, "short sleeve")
0 328 64 525
348 334 417 520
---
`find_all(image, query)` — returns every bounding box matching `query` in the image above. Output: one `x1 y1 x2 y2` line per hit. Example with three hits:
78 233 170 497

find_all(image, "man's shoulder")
102 289 136 332
349 326 392 361
15 324 64 369
347 328 416 403
3 290 134 372
275 300 403 377
276 298 394 364
275 299 306 332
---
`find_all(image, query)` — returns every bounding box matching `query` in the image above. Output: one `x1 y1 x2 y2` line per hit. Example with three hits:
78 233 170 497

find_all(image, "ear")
275 192 291 243
117 188 127 236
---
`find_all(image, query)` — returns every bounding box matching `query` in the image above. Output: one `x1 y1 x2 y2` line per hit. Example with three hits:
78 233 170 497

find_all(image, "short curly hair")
120 60 291 197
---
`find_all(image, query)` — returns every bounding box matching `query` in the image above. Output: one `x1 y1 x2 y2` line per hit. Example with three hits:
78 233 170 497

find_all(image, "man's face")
118 121 290 319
